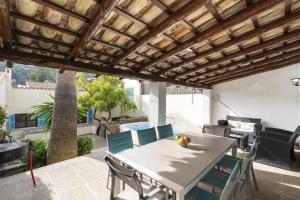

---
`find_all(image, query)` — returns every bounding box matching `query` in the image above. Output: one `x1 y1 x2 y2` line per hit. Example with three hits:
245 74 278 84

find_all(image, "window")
15 113 37 129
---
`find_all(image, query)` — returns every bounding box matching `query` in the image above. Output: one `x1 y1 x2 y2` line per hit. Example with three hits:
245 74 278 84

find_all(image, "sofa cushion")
228 120 241 129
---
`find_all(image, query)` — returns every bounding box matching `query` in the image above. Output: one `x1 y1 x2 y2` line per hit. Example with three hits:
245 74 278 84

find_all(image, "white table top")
112 134 236 197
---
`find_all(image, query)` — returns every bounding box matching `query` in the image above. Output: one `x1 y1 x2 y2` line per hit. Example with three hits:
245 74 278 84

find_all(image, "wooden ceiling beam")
197 47 300 83
11 12 80 37
31 0 88 22
207 57 300 85
157 11 300 75
193 39 300 81
69 0 116 59
0 48 208 89
177 28 300 79
113 0 210 65
150 0 172 15
0 0 12 48
138 0 283 72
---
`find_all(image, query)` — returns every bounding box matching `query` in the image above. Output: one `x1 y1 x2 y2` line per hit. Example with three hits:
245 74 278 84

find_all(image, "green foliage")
77 74 137 120
120 90 137 117
30 94 87 132
28 68 56 83
22 140 48 169
0 106 9 143
77 136 94 156
0 106 6 127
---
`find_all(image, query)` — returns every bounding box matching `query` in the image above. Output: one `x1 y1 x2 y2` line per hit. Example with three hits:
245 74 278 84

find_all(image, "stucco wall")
141 92 211 132
212 64 300 131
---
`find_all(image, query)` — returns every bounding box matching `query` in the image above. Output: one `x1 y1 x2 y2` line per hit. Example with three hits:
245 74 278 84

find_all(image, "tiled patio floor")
0 135 299 200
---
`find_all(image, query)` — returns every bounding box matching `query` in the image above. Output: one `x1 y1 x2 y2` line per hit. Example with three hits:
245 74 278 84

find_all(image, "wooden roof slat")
101 25 136 40
13 29 73 48
0 0 12 48
0 48 208 89
150 0 172 15
195 39 300 82
197 43 300 83
69 0 117 59
207 56 300 85
138 0 283 72
11 11 80 37
157 11 300 76
31 0 88 22
178 28 300 79
13 42 68 57
113 0 210 65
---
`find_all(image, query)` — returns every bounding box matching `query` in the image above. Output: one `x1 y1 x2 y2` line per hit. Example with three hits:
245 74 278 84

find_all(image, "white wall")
141 92 211 132
212 64 300 131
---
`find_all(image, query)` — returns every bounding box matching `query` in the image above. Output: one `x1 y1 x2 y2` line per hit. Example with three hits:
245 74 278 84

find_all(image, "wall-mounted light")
291 78 300 86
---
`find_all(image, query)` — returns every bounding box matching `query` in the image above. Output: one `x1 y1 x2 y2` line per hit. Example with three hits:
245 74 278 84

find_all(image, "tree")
120 90 137 118
28 68 56 83
0 106 10 143
46 70 78 164
30 94 87 132
77 74 136 135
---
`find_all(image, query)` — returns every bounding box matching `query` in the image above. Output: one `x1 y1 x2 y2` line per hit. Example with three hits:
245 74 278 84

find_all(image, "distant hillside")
0 61 57 85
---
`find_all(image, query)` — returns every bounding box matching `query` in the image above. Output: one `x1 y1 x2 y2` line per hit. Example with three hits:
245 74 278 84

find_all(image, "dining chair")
200 138 260 199
137 127 157 146
217 137 259 190
157 124 173 139
106 131 133 189
104 156 166 200
185 159 241 200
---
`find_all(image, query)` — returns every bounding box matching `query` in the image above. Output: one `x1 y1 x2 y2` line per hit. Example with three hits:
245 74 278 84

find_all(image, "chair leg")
250 163 259 191
106 168 111 189
29 151 36 186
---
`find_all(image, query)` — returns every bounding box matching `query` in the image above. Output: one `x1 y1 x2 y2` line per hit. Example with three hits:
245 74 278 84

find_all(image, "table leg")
176 191 185 200
232 144 237 157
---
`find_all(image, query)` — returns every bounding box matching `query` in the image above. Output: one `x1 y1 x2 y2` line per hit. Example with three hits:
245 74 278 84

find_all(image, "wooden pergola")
1 0 300 89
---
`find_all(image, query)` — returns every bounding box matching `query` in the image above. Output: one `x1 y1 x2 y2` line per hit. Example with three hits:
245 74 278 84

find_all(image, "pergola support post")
149 82 167 127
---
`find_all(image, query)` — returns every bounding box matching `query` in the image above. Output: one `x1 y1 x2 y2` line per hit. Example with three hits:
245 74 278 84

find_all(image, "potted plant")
0 106 10 143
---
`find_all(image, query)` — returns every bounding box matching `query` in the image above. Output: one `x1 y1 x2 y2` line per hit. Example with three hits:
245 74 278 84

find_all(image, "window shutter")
38 115 47 128
87 108 93 124
9 114 15 130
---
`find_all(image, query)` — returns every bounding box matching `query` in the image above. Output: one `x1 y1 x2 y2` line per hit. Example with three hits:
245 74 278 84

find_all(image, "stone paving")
0 135 299 200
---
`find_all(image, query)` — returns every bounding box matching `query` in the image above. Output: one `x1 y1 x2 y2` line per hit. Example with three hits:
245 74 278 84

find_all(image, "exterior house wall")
141 91 211 132
211 64 300 131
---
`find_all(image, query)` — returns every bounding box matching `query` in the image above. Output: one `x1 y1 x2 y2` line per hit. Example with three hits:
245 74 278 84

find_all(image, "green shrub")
77 136 94 156
22 140 48 169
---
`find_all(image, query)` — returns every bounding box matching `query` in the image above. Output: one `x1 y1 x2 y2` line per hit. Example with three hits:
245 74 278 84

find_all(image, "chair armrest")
265 127 293 135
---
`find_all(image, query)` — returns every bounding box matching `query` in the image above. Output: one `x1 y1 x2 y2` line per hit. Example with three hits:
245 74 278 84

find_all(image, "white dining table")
111 134 237 200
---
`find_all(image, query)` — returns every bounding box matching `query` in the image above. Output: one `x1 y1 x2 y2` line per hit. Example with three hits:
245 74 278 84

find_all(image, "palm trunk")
47 70 78 164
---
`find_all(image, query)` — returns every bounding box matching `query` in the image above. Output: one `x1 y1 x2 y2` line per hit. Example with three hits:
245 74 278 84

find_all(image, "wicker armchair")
256 126 300 170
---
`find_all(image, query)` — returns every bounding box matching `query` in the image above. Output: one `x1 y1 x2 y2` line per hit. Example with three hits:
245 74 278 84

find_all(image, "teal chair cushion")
107 131 133 154
157 124 173 139
137 127 157 145
186 187 219 200
202 169 230 189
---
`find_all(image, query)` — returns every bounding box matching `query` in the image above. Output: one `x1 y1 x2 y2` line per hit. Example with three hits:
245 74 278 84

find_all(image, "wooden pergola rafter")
1 0 300 87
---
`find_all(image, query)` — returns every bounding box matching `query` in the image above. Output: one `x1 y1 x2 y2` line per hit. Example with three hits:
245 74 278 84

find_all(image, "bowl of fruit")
176 135 191 147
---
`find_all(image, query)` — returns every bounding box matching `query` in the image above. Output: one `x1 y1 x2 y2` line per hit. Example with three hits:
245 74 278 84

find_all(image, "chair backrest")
104 156 144 200
157 124 173 139
203 125 230 137
220 159 241 200
137 127 157 145
247 137 259 160
107 131 133 154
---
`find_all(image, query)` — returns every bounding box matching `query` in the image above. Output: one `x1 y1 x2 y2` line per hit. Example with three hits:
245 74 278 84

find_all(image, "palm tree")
47 70 78 164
